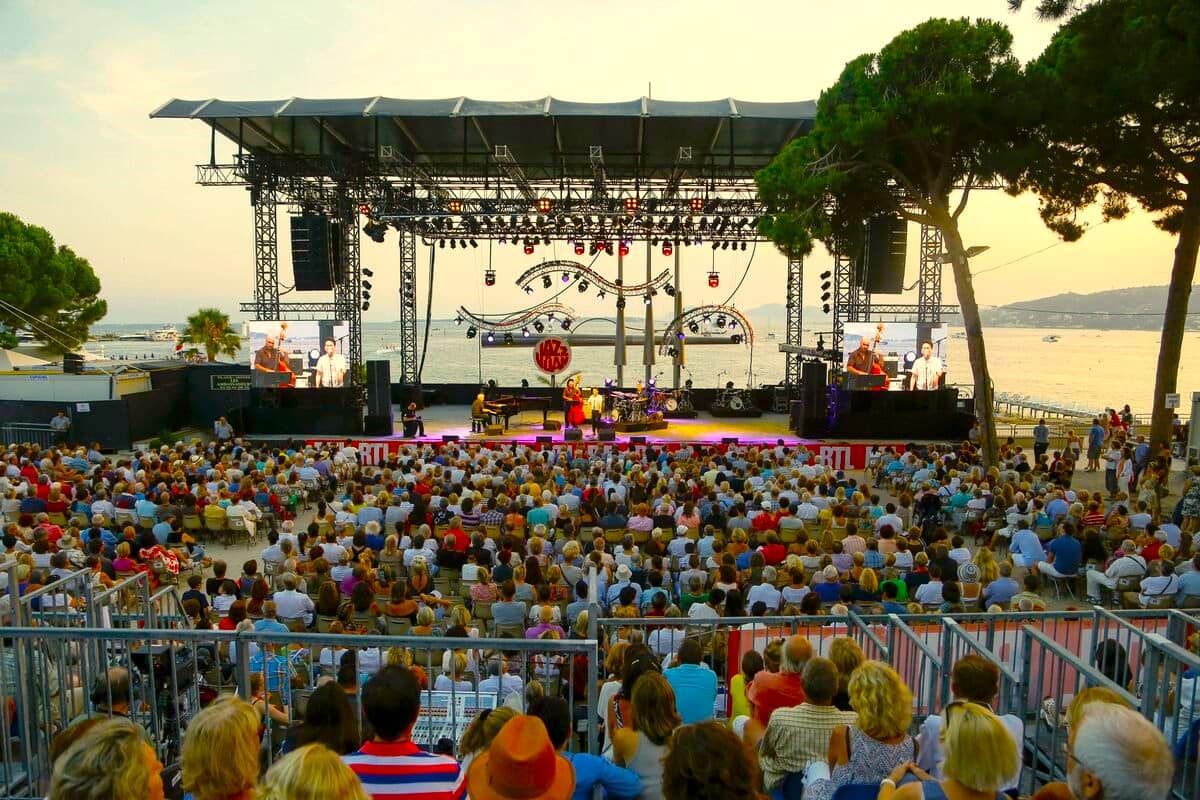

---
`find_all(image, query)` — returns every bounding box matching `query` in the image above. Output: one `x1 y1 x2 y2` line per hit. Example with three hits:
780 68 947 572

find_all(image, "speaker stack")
363 360 393 435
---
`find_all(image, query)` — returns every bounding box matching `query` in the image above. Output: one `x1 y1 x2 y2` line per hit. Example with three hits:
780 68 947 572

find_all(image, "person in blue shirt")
982 562 1021 608
1177 555 1200 605
134 495 158 523
531 695 642 800
1008 521 1046 569
881 581 908 614
663 640 718 725
1087 419 1105 471
1036 523 1082 579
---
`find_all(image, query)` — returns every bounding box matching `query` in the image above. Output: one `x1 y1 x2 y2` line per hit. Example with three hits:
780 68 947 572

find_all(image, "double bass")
868 322 887 392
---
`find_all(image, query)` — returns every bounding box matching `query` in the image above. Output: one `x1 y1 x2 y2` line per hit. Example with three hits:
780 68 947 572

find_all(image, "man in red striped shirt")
343 666 466 800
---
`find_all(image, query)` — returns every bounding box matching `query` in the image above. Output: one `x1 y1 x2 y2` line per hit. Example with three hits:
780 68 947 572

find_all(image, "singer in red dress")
563 378 585 427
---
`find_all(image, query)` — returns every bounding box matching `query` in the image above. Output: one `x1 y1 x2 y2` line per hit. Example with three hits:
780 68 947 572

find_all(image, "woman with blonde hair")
458 706 519 772
180 695 261 800
49 718 164 800
805 661 915 800
257 743 368 800
613 672 681 800
884 702 1017 800
973 547 999 585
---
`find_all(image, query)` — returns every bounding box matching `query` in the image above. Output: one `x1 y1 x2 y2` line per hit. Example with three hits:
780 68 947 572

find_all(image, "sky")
0 0 1181 325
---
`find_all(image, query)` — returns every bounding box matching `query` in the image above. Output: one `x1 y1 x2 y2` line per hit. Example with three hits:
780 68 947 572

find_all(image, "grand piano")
488 395 554 430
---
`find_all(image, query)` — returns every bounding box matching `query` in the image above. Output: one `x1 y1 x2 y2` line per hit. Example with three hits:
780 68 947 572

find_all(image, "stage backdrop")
247 320 349 389
842 322 949 378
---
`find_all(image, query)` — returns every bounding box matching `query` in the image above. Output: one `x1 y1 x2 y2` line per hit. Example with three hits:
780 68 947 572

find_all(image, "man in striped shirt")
343 666 467 799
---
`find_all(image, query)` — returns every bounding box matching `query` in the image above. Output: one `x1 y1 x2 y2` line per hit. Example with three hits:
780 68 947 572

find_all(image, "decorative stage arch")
515 260 672 298
455 302 578 334
658 305 754 356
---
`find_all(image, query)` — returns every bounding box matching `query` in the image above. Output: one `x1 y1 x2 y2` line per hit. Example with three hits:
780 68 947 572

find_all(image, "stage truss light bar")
514 259 671 299
658 304 755 356
455 301 578 335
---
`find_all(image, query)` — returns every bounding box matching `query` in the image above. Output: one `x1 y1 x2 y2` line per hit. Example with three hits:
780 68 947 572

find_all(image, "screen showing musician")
909 341 944 391
845 337 885 376
248 320 349 389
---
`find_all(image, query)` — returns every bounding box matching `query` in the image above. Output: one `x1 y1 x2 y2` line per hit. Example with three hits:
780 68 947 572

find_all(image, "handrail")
848 610 890 660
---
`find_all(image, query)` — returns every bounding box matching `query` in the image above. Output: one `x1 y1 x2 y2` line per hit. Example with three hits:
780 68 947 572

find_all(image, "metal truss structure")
917 225 944 325
784 255 804 392
456 302 578 335
658 305 753 356
397 230 418 383
514 260 672 299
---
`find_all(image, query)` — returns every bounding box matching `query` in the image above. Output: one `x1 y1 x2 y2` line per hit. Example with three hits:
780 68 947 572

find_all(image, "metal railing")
0 423 57 449
886 613 943 717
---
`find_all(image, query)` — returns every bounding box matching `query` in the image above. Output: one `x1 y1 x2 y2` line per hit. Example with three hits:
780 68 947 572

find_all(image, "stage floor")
390 404 796 445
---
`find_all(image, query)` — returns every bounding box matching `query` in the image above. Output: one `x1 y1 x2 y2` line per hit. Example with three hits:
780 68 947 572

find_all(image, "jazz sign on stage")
533 337 572 375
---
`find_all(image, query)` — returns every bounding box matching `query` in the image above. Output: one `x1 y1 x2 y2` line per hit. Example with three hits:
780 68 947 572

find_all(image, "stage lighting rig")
537 198 553 213
504 332 514 345
467 326 477 339
690 197 704 212
533 320 545 333
708 270 720 288
522 326 531 338
484 270 496 287
574 241 585 256
618 241 630 257
525 242 536 255
662 241 673 256
448 200 462 213
623 197 639 213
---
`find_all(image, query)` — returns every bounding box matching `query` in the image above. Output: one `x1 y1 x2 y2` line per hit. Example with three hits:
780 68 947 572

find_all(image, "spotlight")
574 241 585 256
821 292 831 302
537 198 553 213
523 285 534 294
363 268 373 277
904 351 917 366
708 271 720 288
728 319 738 329
648 377 656 387
676 331 685 341
716 315 727 328
689 322 699 334
470 239 478 248
623 197 639 212
358 204 372 215
616 297 626 310
361 301 370 311
455 316 464 326
820 270 832 280
662 241 673 256
484 270 496 287
461 239 469 248
542 236 550 246
578 280 589 292
618 241 629 257
363 280 372 290
731 333 744 344
667 346 678 357
521 326 530 338
821 280 831 291
561 318 571 331
525 242 535 255
712 241 720 251
504 332 514 345
822 303 831 314
597 289 606 299
534 321 545 333
720 241 729 250
643 294 652 305
450 239 457 249
690 197 703 212
439 240 446 249
663 284 676 297
467 326 477 339
485 331 495 343
740 242 747 251
562 272 570 283
448 200 462 213
542 275 552 289
605 244 614 256
547 312 556 320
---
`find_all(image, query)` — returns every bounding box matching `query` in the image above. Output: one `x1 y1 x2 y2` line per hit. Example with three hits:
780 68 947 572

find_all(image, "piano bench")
485 423 504 436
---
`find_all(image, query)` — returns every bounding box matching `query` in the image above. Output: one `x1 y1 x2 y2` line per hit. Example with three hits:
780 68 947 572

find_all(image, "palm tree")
183 308 240 362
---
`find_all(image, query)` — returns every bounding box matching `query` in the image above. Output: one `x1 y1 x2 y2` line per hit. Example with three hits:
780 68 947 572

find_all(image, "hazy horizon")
0 1 1184 326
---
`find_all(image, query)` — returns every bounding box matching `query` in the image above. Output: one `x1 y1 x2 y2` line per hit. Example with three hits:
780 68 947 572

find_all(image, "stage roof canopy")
151 96 815 179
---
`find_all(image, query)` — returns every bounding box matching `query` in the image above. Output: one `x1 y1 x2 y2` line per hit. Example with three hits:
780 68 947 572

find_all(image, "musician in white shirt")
314 339 348 388
909 341 943 391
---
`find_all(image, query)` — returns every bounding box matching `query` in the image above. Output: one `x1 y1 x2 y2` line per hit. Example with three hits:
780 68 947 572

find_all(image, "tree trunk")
1149 203 1200 457
941 221 1000 468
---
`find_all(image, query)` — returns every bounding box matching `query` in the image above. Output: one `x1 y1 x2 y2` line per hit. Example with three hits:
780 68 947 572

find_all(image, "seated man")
1085 540 1147 604
1124 559 1178 608
401 403 425 438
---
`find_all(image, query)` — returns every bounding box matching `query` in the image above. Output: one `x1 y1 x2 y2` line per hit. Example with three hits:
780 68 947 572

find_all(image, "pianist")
471 393 499 433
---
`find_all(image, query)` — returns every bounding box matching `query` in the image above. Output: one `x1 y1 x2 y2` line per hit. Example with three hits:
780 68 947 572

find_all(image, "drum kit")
611 388 693 422
712 386 753 412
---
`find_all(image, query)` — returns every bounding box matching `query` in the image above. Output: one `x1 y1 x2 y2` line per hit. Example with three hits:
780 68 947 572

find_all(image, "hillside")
979 285 1200 330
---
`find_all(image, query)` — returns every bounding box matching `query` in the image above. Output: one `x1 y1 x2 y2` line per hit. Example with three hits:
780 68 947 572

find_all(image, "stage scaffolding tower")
398 230 419 385
784 254 803 393
333 196 363 380
917 224 944 325
251 183 279 321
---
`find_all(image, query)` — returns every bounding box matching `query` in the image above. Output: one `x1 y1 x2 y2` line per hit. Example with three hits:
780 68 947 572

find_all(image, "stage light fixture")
740 242 747 251
708 271 720 288
676 331 685 341
731 333 743 344
667 346 678 357
820 270 832 280
547 312 556 320
469 239 476 248
817 335 826 351
729 319 738 329
574 241 585 256
363 268 373 277
716 315 727 328
537 198 553 213
439 240 446 249
363 280 372 290
904 351 917 366
525 242 536 255
448 200 462 213
662 241 673 256
643 294 652 305
820 292 831 302
533 320 545 333
562 272 570 283
690 197 704 212
616 297 626 310
449 239 457 249
712 241 720 250
543 236 551 246
561 318 571 331
467 326 477 338
455 316 464 326
623 197 639 212
504 332 514 345
822 303 831 314
484 270 496 287
485 331 495 343
578 280 589 292
721 241 729 250
648 377 656 387
521 326 530 338
542 275 552 289
605 244 614 256
618 241 630 257
358 204 372 215
689 322 699 334
663 284 676 297
523 285 534 294
821 280 831 291
361 301 370 311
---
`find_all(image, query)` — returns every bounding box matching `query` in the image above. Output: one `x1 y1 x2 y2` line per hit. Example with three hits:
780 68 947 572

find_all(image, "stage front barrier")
0 623 601 799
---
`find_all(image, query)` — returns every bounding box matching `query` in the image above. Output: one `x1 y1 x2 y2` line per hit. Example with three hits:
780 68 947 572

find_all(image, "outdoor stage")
284 404 907 472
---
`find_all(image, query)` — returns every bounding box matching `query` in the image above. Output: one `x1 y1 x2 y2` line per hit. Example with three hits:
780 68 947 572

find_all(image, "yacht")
1042 335 1061 343
151 325 178 341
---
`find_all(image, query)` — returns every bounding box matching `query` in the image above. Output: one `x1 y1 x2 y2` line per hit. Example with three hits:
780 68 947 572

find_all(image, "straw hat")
465 715 574 800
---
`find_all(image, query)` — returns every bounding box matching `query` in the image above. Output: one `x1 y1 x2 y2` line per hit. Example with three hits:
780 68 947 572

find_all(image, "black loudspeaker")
536 435 552 444
721 437 739 445
290 214 346 291
864 215 908 294
62 353 84 374
363 414 392 436
442 435 460 443
598 429 616 442
630 436 647 445
564 428 582 442
365 361 393 428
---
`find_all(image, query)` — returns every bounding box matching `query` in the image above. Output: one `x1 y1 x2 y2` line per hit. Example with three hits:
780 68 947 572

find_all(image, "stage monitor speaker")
442 435 460 443
363 414 392 436
290 214 335 291
598 429 616 442
543 420 562 432
62 353 84 374
365 361 392 418
536 435 552 444
563 428 582 442
721 437 739 445
864 215 908 294
630 436 647 445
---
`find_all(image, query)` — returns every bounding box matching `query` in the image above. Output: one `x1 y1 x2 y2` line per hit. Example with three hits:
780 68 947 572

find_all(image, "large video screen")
248 321 350 389
842 322 949 389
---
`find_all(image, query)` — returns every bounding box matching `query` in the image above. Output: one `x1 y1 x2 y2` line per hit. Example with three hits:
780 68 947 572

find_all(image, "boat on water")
1042 335 1061 343
376 343 403 354
151 325 178 341
116 330 150 341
